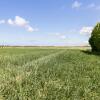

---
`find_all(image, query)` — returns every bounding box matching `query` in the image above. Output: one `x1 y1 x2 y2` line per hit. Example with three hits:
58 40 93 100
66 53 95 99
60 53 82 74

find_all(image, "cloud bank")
72 1 100 10
87 3 100 10
80 26 93 35
0 16 38 32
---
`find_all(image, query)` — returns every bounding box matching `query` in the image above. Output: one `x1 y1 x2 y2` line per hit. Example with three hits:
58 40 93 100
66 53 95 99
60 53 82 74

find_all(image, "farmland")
0 47 100 100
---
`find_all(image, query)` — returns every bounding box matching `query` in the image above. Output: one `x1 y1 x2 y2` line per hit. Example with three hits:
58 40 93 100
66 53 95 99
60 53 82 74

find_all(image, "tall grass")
0 47 100 100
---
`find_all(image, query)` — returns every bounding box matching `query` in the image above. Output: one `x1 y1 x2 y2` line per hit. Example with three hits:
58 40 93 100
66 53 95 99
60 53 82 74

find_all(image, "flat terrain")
0 47 100 100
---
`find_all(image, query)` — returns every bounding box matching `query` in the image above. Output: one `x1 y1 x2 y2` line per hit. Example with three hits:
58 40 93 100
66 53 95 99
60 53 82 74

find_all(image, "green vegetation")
0 47 100 100
89 23 100 52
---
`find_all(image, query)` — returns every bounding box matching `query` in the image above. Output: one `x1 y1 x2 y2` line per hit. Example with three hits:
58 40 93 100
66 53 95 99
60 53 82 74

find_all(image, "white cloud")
55 33 61 36
87 3 100 10
60 35 66 39
72 1 82 8
0 20 5 24
7 16 28 27
87 3 95 8
27 26 34 32
8 19 14 25
14 16 28 27
54 32 67 39
84 40 88 44
71 2 100 10
80 26 93 35
6 16 38 32
26 25 39 32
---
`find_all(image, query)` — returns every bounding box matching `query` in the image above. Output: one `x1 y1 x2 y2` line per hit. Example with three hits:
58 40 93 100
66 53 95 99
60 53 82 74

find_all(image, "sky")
0 0 100 46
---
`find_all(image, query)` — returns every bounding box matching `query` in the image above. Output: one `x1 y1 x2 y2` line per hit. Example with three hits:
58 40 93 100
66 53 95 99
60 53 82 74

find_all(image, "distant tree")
89 23 100 52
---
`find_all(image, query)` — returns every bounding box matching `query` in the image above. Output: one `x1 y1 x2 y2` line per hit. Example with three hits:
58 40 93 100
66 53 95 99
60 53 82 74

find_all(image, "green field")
0 47 100 100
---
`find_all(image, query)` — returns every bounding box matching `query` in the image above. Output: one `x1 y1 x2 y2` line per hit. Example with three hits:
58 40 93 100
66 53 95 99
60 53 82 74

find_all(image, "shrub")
89 23 100 52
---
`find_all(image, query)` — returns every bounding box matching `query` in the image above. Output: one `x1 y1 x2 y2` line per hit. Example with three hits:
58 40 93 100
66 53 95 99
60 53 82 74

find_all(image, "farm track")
22 50 66 81
23 50 66 67
0 49 61 68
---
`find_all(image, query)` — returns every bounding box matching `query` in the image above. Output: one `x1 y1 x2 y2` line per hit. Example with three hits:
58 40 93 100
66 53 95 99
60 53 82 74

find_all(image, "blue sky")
0 0 100 46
